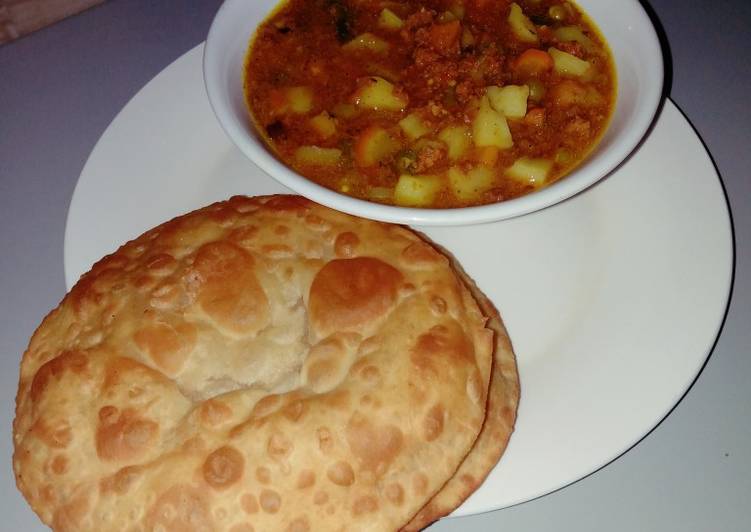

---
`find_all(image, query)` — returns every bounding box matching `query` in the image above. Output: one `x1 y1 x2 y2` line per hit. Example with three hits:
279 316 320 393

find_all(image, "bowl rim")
204 0 664 226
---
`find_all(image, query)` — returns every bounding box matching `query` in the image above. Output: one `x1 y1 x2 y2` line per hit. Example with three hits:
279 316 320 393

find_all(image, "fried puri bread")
13 195 513 531
403 265 520 531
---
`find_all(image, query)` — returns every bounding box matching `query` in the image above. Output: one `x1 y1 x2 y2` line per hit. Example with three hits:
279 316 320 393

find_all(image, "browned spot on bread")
309 257 403 336
133 321 197 375
50 455 68 475
334 231 360 257
256 466 271 484
200 399 233 426
359 364 381 384
193 241 270 335
40 484 56 505
145 484 214 531
423 403 446 441
410 320 474 375
326 461 355 486
313 491 329 505
241 493 259 514
283 399 305 422
268 432 293 460
96 407 158 462
100 465 143 495
413 472 429 495
346 414 404 475
385 482 404 505
259 488 282 513
102 355 168 390
401 241 446 267
352 495 378 516
251 394 281 419
322 389 351 411
182 436 207 453
296 469 315 489
29 418 72 449
460 473 476 487
304 213 332 230
203 446 245 490
287 516 311 532
30 350 88 403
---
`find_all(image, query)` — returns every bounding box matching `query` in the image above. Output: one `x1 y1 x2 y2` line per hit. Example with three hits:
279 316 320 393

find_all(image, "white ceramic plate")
64 45 732 517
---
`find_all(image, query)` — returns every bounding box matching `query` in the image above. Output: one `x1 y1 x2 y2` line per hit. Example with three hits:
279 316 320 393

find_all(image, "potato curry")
244 0 615 208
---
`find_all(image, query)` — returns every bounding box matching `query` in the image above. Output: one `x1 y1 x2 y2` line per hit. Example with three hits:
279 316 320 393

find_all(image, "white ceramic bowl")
204 0 663 226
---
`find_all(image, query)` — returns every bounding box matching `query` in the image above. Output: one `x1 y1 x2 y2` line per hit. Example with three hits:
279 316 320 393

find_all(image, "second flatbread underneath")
402 255 520 531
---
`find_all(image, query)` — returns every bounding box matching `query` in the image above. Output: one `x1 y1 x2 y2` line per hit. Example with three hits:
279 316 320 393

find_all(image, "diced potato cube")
398 113 431 140
270 86 313 115
354 125 401 167
550 79 587 106
584 86 605 107
472 96 513 149
548 47 592 78
505 157 553 185
310 111 337 138
368 186 394 201
343 32 390 53
508 3 538 43
331 103 357 119
378 8 404 30
438 125 471 161
286 86 313 114
394 174 443 206
448 166 495 201
352 77 408 111
486 85 530 119
553 26 596 53
294 146 342 166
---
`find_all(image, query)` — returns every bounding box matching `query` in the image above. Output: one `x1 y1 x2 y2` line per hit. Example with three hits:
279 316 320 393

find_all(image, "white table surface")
1 1 749 530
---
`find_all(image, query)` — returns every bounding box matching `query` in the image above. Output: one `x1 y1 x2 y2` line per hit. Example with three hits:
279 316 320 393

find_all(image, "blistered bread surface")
14 195 495 531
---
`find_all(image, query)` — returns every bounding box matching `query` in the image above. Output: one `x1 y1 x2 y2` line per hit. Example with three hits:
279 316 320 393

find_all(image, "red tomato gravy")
244 0 616 208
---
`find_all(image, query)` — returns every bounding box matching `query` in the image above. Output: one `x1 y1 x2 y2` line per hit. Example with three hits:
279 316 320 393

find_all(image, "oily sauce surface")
245 0 615 208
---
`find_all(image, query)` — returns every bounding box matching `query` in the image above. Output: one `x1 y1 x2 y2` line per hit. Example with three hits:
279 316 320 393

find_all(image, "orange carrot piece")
427 20 462 52
473 146 500 166
523 107 546 127
514 48 554 76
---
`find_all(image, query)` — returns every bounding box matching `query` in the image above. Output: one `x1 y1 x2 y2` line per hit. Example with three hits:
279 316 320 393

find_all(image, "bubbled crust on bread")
14 195 494 532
